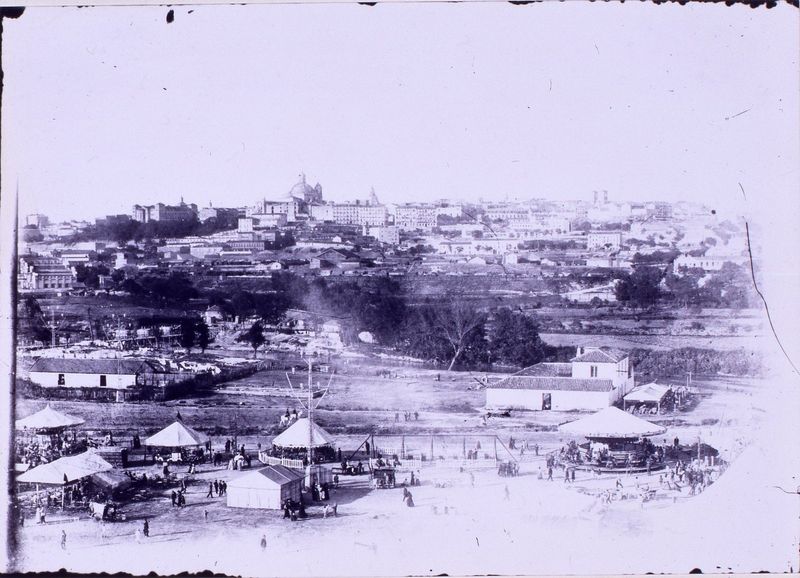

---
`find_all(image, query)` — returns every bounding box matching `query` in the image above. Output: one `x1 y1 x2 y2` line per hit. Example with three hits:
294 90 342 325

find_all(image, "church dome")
288 173 315 199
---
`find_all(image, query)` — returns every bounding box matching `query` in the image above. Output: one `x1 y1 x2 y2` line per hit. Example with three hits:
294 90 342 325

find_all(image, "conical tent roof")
15 404 85 431
271 418 335 449
559 406 666 439
144 421 209 448
18 451 113 485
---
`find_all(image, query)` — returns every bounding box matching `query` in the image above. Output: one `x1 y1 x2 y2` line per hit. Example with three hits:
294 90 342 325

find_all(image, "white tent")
559 406 666 439
144 421 209 448
624 383 672 406
18 451 113 485
271 418 335 449
226 465 304 509
15 404 85 432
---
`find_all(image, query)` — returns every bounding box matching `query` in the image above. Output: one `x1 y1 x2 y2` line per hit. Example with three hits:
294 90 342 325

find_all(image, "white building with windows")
28 358 156 390
485 347 634 412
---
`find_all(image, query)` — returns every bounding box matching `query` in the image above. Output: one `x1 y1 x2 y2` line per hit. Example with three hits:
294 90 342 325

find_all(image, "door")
99 375 107 387
542 393 552 411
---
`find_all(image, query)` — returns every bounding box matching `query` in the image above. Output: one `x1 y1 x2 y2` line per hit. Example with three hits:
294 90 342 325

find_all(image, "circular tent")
145 421 209 448
270 418 336 463
559 406 667 471
559 406 666 439
16 404 85 433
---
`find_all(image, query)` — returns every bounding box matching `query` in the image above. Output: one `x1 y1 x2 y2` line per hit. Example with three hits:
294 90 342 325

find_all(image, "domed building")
289 173 323 205
246 174 322 223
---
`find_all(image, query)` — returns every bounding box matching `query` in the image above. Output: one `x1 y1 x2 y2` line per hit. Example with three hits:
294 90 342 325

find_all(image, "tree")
179 320 196 352
490 309 546 368
196 319 212 353
615 266 662 307
238 321 266 358
404 302 488 370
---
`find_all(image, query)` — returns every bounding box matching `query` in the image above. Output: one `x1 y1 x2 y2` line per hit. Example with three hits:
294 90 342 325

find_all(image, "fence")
258 452 304 470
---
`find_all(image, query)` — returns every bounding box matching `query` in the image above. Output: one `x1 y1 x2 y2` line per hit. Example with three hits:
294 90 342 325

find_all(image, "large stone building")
132 199 198 223
485 347 635 412
587 231 623 251
18 256 76 292
394 204 437 231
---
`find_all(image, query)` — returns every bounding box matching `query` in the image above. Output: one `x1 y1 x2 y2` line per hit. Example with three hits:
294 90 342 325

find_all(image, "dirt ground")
13 355 799 576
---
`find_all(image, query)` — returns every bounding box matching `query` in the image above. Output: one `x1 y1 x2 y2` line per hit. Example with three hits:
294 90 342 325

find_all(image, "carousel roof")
271 418 335 449
144 421 209 448
15 404 85 431
17 451 113 485
559 406 666 439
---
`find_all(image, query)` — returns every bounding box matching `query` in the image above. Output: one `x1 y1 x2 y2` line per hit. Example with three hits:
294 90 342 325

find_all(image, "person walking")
171 490 178 507
207 482 214 498
323 504 330 519
332 503 338 517
143 519 150 538
260 534 267 551
204 509 209 522
547 466 553 481
60 530 67 550
504 485 510 501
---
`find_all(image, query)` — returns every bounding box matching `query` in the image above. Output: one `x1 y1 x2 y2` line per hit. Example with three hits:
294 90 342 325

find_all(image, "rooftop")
486 376 614 392
30 358 156 375
571 347 628 363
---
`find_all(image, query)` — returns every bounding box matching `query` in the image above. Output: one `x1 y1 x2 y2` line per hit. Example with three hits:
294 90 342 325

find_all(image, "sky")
1 3 798 222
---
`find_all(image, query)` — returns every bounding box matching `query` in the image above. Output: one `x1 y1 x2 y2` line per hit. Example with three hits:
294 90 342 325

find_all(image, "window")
99 375 107 387
590 365 598 377
542 393 552 411
57 374 65 385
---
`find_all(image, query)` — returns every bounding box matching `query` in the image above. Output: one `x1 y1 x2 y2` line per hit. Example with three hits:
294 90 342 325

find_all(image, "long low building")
485 347 635 412
28 358 156 390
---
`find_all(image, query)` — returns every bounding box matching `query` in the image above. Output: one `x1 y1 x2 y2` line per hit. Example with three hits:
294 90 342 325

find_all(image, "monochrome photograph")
1 2 798 576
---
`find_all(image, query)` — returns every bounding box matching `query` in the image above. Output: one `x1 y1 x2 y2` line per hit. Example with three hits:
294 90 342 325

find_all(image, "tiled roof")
487 376 614 392
29 358 155 375
571 347 628 363
514 363 573 378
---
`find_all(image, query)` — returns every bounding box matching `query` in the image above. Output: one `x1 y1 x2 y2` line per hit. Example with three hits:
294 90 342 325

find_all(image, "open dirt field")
13 358 798 576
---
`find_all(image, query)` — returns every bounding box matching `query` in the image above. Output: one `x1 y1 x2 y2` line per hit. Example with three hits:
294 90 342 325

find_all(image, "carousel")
144 420 209 464
15 405 86 469
558 406 668 472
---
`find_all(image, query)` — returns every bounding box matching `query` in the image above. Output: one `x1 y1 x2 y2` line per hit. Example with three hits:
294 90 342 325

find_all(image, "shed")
623 382 674 412
226 465 304 509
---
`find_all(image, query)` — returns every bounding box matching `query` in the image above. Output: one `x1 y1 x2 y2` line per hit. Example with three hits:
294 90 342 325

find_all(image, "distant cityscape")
19 173 748 296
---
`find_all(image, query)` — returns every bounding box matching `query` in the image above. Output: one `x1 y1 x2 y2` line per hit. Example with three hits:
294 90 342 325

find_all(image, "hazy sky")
1 3 798 222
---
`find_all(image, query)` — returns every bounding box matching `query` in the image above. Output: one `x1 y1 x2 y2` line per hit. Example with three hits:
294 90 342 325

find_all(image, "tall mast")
307 359 313 466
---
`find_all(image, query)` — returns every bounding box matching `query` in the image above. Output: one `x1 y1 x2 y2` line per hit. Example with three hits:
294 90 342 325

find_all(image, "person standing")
171 490 177 506
260 534 267 551
143 519 150 538
547 466 553 481
60 530 67 550
504 485 510 501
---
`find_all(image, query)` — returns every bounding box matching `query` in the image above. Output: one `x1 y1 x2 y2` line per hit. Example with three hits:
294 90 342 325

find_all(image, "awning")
17 451 113 485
